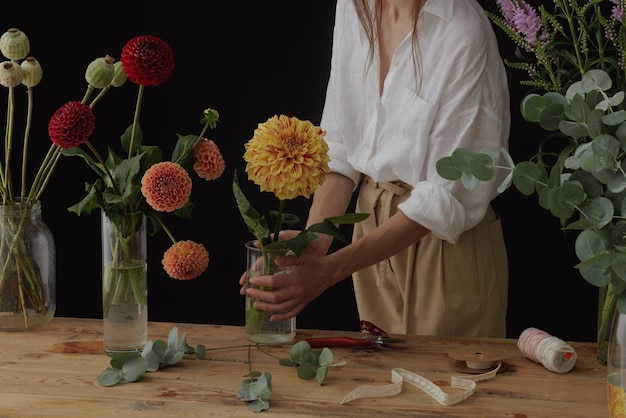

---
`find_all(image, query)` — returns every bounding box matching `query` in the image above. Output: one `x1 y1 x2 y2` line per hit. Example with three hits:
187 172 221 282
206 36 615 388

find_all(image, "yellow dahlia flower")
243 115 329 200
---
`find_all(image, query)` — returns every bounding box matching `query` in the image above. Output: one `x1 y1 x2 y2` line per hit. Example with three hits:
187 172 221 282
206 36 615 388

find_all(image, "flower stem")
3 86 15 203
272 200 285 243
19 87 34 203
128 85 145 159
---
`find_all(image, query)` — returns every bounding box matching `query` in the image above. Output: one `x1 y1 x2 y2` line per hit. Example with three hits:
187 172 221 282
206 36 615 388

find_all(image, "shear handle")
305 337 373 348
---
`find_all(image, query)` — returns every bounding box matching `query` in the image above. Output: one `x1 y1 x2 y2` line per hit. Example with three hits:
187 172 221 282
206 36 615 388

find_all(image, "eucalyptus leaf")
613 254 626 283
316 366 329 386
97 368 123 387
512 161 544 195
546 181 586 219
435 156 462 180
582 68 613 92
539 102 565 131
468 152 495 181
602 109 626 126
520 93 546 122
121 356 148 382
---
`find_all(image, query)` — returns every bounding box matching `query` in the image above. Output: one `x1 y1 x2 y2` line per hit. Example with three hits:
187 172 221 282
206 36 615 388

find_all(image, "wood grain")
0 317 608 417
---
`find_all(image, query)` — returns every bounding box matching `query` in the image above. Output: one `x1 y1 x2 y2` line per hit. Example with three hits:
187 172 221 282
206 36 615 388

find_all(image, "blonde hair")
352 0 425 89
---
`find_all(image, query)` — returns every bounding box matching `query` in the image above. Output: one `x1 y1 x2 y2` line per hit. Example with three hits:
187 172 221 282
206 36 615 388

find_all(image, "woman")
241 0 510 337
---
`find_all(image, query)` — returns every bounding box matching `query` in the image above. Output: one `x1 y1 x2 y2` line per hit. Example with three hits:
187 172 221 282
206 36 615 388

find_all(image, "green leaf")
582 69 613 92
512 161 544 195
297 363 317 380
520 93 546 122
120 123 143 155
97 368 123 387
325 213 370 225
168 326 180 351
110 352 141 369
142 343 161 372
233 171 271 244
468 152 495 181
450 148 474 172
613 254 626 283
578 197 615 230
539 101 565 132
602 110 626 127
546 181 586 219
237 372 272 412
435 156 462 180
61 146 105 177
316 366 329 386
575 229 612 287
172 134 199 170
591 134 620 170
318 347 333 367
121 355 148 382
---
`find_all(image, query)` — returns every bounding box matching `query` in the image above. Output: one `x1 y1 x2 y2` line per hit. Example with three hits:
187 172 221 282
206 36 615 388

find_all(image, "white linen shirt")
321 0 510 243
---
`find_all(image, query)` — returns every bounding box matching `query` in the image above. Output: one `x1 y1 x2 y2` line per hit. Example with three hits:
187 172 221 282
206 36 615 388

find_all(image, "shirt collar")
422 0 454 21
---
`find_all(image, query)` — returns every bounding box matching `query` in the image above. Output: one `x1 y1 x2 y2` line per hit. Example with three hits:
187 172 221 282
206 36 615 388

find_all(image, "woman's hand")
245 251 339 322
238 229 313 295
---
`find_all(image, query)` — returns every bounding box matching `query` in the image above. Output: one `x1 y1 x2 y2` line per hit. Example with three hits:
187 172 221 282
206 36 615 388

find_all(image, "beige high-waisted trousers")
352 176 508 337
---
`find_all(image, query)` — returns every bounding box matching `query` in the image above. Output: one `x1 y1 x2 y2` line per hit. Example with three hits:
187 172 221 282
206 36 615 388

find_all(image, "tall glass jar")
245 240 295 343
0 201 55 331
102 211 148 356
608 308 626 416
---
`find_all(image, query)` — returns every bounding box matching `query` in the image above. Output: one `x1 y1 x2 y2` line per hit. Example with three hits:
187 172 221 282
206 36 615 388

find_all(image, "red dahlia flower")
120 35 174 86
48 101 95 149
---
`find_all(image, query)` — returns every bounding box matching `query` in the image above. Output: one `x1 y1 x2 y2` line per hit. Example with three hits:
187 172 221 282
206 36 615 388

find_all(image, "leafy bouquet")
0 28 58 329
49 35 225 323
436 0 626 355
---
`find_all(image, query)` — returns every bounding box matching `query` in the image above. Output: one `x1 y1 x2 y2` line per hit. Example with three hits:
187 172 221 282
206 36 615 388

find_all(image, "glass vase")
102 211 148 356
0 201 55 331
599 285 616 365
245 240 295 343
607 308 626 416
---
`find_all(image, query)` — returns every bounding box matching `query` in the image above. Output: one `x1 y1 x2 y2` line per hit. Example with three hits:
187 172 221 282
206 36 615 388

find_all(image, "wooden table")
0 317 607 417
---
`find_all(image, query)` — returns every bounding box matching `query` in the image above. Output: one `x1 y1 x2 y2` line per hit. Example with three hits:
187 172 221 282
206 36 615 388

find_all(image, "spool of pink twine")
517 327 577 373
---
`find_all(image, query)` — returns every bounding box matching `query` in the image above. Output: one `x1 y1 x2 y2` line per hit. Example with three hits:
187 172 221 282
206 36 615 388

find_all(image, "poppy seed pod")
20 57 42 87
0 61 23 88
110 61 127 88
0 28 30 61
85 55 115 89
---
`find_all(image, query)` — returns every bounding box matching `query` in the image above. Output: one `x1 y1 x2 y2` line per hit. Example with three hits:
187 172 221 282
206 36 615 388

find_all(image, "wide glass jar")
0 201 55 331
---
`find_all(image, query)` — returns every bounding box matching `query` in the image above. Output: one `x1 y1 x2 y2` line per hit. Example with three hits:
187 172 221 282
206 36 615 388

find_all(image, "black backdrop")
0 1 597 341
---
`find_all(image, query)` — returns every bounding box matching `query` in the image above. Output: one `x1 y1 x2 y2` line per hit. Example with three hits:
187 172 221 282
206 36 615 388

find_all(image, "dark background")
0 1 597 341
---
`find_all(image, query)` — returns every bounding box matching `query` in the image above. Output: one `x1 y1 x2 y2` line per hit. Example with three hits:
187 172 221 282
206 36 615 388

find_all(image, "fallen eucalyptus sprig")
97 327 344 414
279 340 346 385
97 326 206 386
237 340 346 413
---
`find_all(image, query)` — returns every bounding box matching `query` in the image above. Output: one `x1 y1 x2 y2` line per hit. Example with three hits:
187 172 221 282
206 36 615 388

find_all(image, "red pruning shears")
305 321 407 349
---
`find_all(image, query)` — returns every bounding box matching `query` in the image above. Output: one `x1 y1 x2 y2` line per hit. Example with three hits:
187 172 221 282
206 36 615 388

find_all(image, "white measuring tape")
341 346 506 407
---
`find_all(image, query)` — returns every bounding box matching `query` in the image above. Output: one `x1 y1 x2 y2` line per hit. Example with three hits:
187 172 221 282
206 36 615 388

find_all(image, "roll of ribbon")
517 327 577 373
447 346 508 373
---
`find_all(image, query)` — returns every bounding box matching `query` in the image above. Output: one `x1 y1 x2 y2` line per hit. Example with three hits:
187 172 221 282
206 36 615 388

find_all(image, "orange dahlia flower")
243 115 329 200
193 139 225 181
141 161 192 212
162 240 209 280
